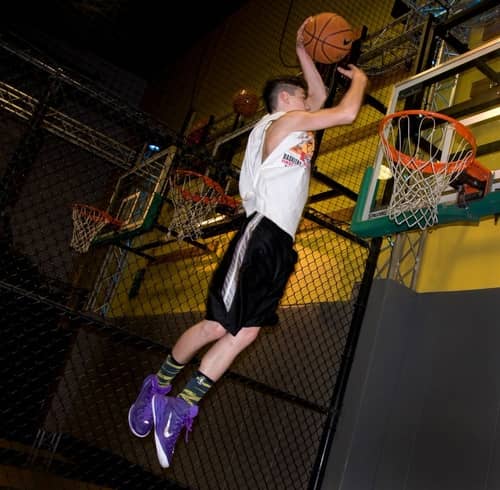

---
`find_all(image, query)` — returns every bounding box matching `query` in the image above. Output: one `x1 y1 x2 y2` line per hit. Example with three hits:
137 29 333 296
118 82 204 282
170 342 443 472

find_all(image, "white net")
167 170 230 241
380 111 475 230
71 205 117 253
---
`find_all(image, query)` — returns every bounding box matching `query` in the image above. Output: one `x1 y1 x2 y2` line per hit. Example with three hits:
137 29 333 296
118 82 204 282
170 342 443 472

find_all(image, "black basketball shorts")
206 212 298 335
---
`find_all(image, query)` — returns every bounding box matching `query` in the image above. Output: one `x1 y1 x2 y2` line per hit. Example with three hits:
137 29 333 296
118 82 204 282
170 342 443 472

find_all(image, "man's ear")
279 90 289 106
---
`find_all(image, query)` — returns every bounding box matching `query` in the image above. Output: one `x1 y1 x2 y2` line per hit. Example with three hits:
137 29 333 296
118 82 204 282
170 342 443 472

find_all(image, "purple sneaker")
152 395 199 468
128 375 171 438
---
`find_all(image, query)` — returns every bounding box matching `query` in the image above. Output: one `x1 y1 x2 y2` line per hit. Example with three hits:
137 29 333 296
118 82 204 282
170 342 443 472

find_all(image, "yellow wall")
417 131 500 293
145 0 397 132
112 0 498 317
416 44 500 292
417 215 500 292
105 0 397 318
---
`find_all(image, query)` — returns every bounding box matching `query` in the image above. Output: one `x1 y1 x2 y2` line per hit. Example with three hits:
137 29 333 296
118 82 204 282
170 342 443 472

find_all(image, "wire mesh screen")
0 0 418 488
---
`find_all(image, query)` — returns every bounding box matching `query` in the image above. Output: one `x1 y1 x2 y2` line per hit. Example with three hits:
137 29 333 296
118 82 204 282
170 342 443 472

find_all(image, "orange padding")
456 159 493 199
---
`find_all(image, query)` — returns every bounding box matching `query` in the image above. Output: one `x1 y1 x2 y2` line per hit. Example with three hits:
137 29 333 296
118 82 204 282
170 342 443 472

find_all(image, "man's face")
287 88 309 111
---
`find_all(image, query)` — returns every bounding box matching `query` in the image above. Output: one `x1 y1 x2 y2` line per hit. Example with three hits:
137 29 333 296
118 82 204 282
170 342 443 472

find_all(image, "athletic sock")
178 371 214 405
156 354 185 387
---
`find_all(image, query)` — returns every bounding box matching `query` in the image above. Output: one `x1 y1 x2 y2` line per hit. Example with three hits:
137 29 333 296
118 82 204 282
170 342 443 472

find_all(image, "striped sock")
178 371 214 406
156 354 185 387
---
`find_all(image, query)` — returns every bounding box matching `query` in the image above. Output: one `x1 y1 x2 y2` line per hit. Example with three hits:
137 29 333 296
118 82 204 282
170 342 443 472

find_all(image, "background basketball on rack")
302 12 355 64
232 88 259 118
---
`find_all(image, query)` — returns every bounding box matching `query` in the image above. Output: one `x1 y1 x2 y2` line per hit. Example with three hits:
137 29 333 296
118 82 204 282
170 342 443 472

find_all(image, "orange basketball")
302 12 354 64
232 89 259 118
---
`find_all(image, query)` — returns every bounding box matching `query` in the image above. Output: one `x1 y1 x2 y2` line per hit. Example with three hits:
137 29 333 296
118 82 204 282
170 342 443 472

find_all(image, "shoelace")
181 414 196 443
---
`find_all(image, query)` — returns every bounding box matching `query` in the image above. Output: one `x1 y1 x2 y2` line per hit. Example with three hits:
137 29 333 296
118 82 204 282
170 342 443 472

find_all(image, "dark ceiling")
3 0 249 80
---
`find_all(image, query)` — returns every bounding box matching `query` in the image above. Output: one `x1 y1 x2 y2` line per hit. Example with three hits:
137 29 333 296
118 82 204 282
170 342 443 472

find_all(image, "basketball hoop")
379 109 476 230
71 204 122 253
167 169 240 241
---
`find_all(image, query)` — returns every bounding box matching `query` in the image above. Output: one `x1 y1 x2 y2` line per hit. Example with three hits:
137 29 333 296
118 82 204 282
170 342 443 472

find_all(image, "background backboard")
94 145 176 244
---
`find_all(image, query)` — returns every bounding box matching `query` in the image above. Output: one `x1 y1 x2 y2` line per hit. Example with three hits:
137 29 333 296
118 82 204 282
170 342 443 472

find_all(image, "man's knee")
233 326 260 347
199 319 226 340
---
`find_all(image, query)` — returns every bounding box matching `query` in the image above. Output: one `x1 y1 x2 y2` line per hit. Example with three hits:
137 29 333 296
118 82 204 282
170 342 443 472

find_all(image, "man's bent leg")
153 326 260 467
198 326 261 382
129 319 225 439
171 319 227 365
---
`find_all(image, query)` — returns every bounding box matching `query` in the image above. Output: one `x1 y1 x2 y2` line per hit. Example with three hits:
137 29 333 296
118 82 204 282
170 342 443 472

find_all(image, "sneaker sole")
152 396 171 468
128 404 151 438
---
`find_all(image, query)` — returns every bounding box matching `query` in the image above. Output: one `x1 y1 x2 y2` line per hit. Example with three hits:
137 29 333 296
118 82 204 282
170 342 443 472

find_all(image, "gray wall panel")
322 280 500 490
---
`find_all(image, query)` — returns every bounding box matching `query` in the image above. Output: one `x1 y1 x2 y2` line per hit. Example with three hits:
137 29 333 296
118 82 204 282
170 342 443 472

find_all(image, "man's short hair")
262 76 308 113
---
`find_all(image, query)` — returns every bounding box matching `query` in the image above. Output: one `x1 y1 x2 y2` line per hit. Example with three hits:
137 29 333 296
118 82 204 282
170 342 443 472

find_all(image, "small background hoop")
379 109 476 230
167 169 239 241
71 204 122 253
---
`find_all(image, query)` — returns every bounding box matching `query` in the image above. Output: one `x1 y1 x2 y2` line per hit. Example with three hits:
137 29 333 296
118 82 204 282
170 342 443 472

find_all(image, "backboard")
351 36 499 238
94 145 177 244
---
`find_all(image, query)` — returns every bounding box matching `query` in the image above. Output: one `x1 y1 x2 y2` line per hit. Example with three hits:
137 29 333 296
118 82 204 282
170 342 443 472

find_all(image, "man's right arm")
274 65 368 135
333 64 368 124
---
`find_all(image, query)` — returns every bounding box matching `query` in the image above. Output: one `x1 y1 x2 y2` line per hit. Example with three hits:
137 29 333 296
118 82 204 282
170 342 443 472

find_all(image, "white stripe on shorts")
221 213 263 311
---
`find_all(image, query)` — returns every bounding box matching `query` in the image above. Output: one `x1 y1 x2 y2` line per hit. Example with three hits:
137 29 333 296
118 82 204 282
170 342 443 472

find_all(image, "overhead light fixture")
200 214 227 227
378 164 393 180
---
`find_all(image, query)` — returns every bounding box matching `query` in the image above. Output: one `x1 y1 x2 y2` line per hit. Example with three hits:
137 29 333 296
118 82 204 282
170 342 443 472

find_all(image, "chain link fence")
0 36 376 490
0 1 446 486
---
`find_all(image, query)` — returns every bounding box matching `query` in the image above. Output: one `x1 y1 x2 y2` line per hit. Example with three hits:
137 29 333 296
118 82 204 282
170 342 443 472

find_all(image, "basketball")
232 88 259 118
302 12 354 64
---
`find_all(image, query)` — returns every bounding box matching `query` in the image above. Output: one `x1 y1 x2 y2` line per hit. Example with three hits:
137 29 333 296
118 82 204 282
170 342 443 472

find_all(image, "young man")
128 19 368 468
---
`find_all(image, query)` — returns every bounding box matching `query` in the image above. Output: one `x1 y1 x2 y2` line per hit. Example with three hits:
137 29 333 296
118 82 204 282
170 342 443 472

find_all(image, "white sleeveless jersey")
239 112 314 240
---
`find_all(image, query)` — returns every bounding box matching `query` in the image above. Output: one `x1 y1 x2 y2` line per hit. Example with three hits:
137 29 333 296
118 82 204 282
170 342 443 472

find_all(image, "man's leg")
156 319 227 386
153 326 261 468
171 319 228 366
128 319 226 438
175 325 262 405
197 326 261 382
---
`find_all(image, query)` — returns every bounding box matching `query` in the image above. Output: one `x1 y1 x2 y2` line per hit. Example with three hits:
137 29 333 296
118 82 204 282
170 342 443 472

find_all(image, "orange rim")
378 110 476 174
172 169 240 210
72 204 122 227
